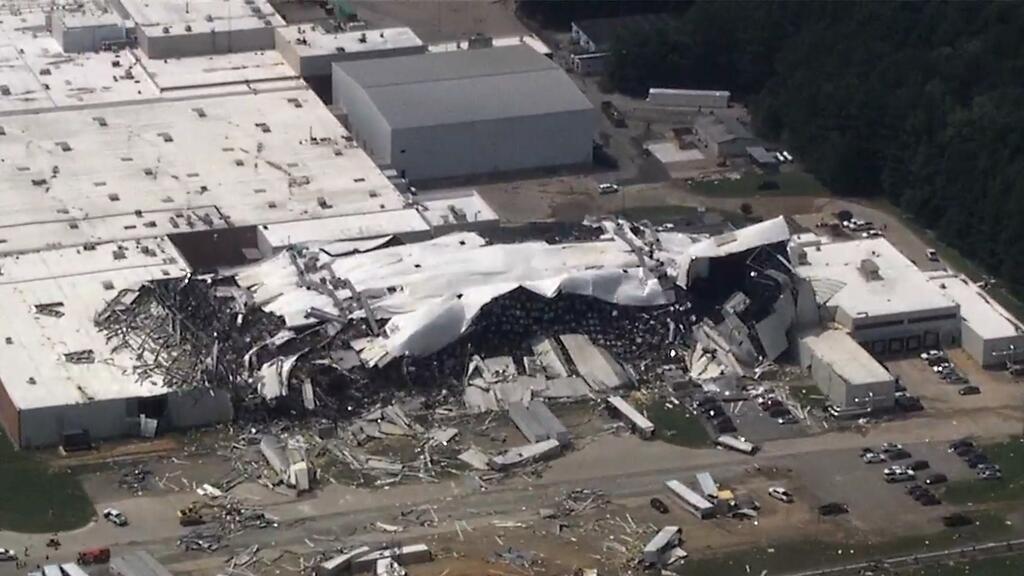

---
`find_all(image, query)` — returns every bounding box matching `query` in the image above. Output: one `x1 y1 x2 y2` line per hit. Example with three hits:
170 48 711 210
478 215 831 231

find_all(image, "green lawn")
683 511 1014 576
646 401 711 448
903 555 1024 576
943 440 1024 505
0 430 94 532
690 169 831 198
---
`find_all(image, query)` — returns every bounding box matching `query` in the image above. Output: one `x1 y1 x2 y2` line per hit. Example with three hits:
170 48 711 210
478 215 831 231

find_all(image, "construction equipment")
178 503 208 527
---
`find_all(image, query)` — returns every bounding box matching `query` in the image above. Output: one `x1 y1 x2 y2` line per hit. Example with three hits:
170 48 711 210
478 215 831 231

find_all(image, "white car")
768 487 794 503
862 451 884 464
883 465 909 476
781 151 794 162
927 249 939 262
598 183 619 195
0 548 17 562
103 508 128 526
885 471 915 483
881 442 903 452
921 350 946 361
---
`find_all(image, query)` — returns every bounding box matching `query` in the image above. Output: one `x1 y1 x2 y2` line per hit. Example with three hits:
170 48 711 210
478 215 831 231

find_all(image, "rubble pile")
176 495 276 552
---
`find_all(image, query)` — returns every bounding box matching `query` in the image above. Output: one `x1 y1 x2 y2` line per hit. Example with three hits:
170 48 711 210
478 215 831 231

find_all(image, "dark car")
924 473 948 485
966 453 990 468
896 396 924 412
905 484 926 496
954 445 976 457
942 513 974 528
920 494 942 506
649 497 669 514
958 385 981 396
886 449 912 461
909 460 930 471
768 407 791 419
949 439 975 452
712 416 737 434
912 488 935 502
818 502 849 516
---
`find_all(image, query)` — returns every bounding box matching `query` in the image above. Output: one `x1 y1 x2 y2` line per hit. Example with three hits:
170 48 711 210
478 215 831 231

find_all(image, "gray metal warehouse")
332 45 597 182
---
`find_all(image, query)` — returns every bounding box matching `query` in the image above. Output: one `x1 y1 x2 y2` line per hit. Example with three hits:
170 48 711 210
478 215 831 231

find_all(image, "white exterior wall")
390 109 595 181
647 89 729 109
808 353 895 410
276 31 426 78
844 308 960 357
140 26 275 59
967 327 1024 368
332 71 393 163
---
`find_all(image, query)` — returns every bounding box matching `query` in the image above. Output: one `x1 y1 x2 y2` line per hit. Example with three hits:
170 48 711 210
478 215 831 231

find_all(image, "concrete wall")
0 377 21 447
391 109 596 181
139 26 275 59
16 390 233 449
166 388 234 428
808 353 895 410
53 16 125 53
846 309 960 357
964 326 1024 368
332 69 393 164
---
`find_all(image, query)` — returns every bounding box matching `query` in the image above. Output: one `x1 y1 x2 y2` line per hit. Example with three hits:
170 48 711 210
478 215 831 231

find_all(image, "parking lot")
887 350 1024 419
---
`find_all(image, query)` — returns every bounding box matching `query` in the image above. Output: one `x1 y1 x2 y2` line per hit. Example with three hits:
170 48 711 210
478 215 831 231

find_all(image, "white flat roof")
805 329 893 385
116 0 282 28
0 238 190 410
428 34 552 56
134 48 296 91
927 272 1024 339
0 88 404 254
795 237 955 319
277 25 423 57
418 190 500 227
0 11 161 113
258 209 430 248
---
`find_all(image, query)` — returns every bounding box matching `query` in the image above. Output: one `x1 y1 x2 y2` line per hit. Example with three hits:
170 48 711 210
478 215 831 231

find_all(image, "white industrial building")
927 272 1024 367
275 25 425 79
332 45 596 181
800 330 896 412
108 0 285 58
793 236 961 356
50 9 126 53
0 240 234 449
647 88 730 109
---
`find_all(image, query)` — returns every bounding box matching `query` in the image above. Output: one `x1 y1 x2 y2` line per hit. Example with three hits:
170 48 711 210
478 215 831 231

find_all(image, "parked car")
911 488 935 502
818 502 849 516
905 484 926 496
885 449 912 461
649 497 670 514
0 549 17 562
942 513 974 528
966 453 990 468
886 472 916 483
768 487 794 503
954 445 976 458
949 439 975 452
924 473 948 485
862 451 884 464
103 508 128 527
881 442 903 452
919 494 942 506
958 385 981 396
896 396 925 412
978 469 1003 481
884 465 910 476
927 249 939 262
598 183 620 195
978 463 1001 473
909 460 930 471
921 350 945 361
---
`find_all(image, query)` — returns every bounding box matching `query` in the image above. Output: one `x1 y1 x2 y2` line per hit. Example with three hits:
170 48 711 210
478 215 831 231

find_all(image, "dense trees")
523 1 1024 294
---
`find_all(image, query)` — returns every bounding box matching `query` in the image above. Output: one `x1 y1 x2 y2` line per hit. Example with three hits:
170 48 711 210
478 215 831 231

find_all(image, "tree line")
520 1 1024 295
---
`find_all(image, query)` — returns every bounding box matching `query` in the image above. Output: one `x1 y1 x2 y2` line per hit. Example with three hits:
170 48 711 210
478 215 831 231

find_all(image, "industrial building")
275 24 424 97
792 236 961 356
800 330 896 412
108 0 285 58
0 240 234 449
693 114 758 159
927 272 1024 367
568 14 661 75
333 46 596 181
647 88 730 109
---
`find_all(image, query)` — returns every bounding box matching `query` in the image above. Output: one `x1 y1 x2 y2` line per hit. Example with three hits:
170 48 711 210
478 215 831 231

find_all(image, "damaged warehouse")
0 215 877 452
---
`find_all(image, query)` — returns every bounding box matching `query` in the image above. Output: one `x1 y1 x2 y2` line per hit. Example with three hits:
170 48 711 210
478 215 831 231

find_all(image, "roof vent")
858 258 882 282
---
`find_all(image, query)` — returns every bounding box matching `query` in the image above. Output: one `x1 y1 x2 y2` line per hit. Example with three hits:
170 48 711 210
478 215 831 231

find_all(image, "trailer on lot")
665 479 715 519
695 472 718 499
606 395 655 439
716 434 758 455
642 526 682 565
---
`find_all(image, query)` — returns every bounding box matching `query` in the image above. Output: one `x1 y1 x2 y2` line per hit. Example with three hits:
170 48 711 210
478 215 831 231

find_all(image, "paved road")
2 408 1019 576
